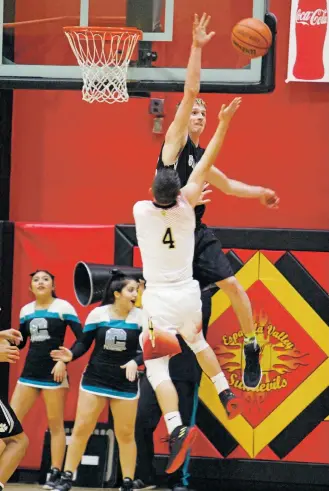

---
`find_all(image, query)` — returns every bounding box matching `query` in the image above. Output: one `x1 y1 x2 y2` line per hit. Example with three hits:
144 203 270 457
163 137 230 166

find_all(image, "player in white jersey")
135 194 195 286
133 97 242 475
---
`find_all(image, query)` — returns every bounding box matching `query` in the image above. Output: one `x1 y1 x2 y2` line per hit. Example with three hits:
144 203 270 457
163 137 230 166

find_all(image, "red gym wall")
8 0 329 472
9 0 329 229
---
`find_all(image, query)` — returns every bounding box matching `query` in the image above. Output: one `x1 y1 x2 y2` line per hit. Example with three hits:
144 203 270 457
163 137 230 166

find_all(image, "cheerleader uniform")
71 305 142 399
18 299 82 389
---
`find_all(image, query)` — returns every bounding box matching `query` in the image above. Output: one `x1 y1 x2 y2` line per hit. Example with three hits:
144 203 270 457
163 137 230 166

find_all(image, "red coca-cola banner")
287 0 329 82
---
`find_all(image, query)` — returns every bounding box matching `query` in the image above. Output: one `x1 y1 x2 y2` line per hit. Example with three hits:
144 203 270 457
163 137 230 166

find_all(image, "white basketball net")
64 28 141 104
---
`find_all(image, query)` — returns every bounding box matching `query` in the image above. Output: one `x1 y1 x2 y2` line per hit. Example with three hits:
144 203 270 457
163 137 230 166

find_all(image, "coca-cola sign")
287 0 329 82
296 8 328 25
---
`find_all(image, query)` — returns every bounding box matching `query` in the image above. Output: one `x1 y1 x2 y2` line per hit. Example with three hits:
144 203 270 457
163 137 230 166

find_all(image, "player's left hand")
120 360 138 382
193 13 215 48
219 97 242 125
260 188 280 209
0 328 23 345
51 360 66 383
197 183 212 205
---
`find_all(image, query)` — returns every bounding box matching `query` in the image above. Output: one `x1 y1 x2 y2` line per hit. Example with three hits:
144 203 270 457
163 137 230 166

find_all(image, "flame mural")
215 310 309 384
203 253 328 436
210 308 316 424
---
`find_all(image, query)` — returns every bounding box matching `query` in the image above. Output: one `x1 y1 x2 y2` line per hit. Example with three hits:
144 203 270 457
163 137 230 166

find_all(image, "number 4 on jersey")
162 227 175 249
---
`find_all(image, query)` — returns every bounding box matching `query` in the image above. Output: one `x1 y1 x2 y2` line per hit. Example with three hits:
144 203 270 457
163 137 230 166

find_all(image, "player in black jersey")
0 329 29 491
50 272 143 491
156 13 279 391
10 270 82 490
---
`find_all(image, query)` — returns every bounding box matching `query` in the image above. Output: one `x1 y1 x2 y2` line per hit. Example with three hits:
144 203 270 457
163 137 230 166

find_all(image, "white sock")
211 372 229 394
164 411 182 434
0 482 4 490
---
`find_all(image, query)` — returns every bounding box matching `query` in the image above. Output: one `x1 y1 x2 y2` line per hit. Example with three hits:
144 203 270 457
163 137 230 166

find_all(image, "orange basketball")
232 18 272 59
142 328 182 361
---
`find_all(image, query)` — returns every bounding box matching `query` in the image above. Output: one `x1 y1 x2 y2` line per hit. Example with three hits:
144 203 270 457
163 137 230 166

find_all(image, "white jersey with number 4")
133 195 196 287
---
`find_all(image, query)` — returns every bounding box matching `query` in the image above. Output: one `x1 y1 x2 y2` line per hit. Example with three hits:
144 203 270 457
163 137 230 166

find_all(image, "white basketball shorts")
142 279 202 343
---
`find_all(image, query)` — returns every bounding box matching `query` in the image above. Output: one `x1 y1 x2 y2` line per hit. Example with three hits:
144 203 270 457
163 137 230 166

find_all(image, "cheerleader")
10 270 82 489
51 271 143 491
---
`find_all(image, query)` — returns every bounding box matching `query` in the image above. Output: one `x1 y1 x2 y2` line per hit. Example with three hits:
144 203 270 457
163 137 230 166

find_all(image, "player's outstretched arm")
207 167 280 208
181 98 241 207
162 13 215 166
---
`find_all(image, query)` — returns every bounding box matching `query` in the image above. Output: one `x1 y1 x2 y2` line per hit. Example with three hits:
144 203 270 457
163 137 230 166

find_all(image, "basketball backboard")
0 0 276 93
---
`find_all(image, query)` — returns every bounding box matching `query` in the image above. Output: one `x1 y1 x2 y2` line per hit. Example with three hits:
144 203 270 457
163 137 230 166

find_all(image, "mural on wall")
199 252 329 460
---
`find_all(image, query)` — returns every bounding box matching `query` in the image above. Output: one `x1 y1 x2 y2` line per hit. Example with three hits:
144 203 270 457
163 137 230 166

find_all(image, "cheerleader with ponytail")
50 271 143 491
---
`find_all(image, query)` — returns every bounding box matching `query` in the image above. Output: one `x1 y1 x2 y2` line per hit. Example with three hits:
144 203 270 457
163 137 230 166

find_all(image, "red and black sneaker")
165 425 197 474
219 389 243 419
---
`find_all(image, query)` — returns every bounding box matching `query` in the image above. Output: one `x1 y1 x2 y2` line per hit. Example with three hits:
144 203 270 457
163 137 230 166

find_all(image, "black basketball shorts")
0 397 23 438
193 224 234 290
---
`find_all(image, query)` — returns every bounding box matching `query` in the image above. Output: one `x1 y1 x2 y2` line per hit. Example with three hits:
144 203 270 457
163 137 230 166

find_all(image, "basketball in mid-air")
231 18 272 59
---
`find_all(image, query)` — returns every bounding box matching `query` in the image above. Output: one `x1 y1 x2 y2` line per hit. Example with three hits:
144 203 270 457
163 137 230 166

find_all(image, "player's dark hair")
30 270 57 298
152 168 181 205
101 270 136 306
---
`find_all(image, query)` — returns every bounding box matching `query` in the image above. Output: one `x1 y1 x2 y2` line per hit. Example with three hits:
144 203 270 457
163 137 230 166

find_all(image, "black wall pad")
212 228 329 252
114 227 136 266
0 90 13 220
195 399 238 457
269 387 329 459
12 459 329 488
275 252 329 326
115 226 329 263
0 221 15 401
153 456 329 486
225 250 244 274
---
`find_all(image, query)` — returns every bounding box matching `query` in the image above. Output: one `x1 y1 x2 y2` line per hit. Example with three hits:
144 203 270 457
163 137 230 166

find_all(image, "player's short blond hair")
176 98 207 111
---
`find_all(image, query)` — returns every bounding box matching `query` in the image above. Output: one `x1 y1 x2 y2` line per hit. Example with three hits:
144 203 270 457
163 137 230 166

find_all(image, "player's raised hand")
196 183 212 205
219 97 242 124
193 13 215 48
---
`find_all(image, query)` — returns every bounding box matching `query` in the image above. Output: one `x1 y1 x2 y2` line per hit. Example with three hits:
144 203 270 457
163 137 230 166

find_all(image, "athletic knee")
72 418 93 439
145 357 171 391
4 432 29 454
115 422 135 444
218 276 244 297
48 416 64 434
184 331 209 354
19 432 29 453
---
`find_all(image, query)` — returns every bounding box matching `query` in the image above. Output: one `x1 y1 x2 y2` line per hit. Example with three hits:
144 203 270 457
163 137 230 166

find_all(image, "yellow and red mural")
200 252 329 460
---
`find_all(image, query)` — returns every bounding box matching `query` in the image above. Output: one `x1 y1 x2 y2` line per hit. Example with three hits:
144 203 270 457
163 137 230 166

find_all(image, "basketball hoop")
63 26 142 104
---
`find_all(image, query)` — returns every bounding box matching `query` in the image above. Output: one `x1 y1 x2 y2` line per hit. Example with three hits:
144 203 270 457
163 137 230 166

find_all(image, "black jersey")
19 298 82 386
157 135 206 224
71 305 142 395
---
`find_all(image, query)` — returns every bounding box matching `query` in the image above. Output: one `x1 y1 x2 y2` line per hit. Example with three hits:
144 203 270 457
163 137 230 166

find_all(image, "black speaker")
73 262 144 306
40 422 120 488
